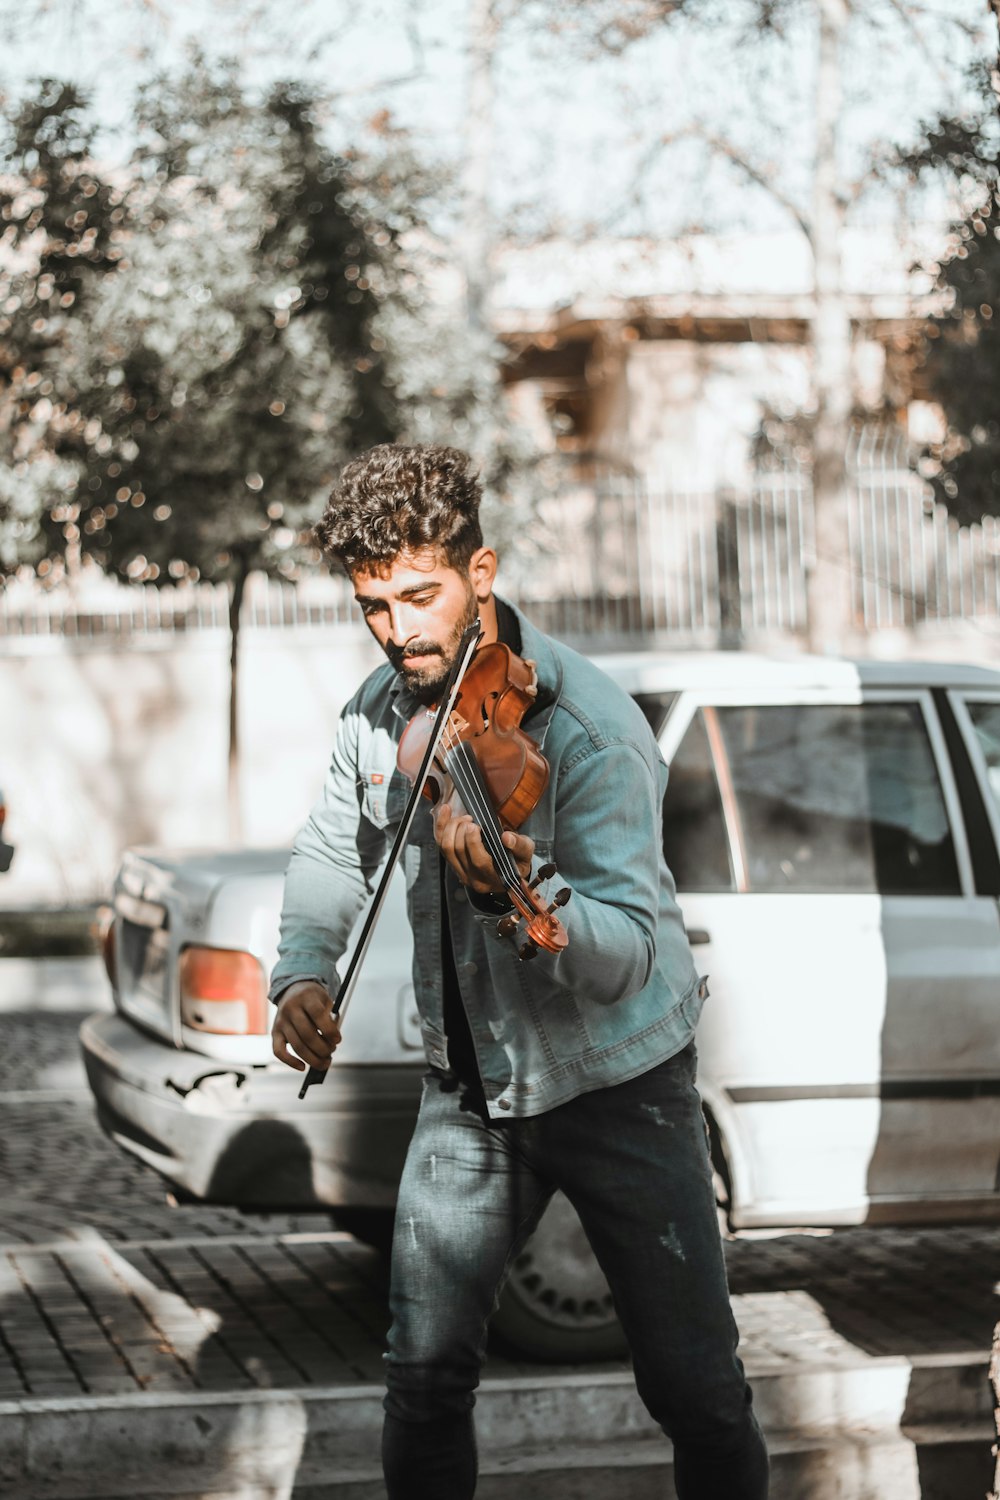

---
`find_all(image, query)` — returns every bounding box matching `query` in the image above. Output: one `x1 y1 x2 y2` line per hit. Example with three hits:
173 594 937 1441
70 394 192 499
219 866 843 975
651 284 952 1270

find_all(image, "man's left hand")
434 802 534 895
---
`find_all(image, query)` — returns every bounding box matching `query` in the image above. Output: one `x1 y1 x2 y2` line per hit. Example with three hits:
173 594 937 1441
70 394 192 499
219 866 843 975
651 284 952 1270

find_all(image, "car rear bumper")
80 1012 421 1211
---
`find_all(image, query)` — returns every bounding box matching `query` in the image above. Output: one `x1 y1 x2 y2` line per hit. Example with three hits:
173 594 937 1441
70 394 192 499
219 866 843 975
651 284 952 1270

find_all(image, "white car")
81 652 1000 1359
0 785 13 873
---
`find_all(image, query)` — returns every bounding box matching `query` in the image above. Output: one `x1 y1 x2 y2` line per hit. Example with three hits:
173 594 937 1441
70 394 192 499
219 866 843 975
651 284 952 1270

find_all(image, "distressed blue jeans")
382 1043 769 1498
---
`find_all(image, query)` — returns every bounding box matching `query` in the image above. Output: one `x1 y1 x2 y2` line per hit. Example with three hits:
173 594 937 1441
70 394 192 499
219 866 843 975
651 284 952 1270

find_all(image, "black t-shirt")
440 600 523 1113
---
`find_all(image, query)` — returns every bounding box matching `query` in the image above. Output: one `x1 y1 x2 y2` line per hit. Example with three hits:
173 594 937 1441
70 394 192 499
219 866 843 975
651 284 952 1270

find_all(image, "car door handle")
685 928 711 945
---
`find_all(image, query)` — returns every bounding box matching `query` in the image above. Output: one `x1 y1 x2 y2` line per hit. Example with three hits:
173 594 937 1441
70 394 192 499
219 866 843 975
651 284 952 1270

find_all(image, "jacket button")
460 961 478 977
453 888 468 903
497 1098 511 1111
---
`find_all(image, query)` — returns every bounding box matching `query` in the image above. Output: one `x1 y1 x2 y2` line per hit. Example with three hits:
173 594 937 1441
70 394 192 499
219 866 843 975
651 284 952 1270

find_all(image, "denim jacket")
269 602 704 1119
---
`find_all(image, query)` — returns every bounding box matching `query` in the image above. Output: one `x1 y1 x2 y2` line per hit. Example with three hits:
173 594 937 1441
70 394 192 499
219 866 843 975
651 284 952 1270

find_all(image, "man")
269 443 769 1499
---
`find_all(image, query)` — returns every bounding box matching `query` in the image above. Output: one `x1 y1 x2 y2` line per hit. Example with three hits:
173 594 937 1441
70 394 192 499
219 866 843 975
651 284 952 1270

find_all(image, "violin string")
443 740 525 892
435 714 499 843
444 744 519 882
432 704 530 897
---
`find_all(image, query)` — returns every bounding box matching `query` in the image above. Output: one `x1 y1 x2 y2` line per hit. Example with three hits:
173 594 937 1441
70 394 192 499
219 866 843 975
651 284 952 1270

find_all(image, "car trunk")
112 847 289 1048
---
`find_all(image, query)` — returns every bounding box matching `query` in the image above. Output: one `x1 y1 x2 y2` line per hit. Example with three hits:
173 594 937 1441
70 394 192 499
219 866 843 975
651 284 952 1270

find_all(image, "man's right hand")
272 981 342 1074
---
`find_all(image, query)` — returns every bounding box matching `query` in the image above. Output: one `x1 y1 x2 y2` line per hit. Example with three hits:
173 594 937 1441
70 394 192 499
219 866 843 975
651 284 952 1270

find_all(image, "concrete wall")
0 628 384 905
3 616 998 907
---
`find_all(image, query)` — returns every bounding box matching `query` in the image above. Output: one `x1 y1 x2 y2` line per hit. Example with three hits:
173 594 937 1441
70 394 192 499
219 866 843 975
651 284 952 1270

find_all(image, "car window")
713 703 960 895
965 701 1000 819
632 691 678 737
662 710 735 891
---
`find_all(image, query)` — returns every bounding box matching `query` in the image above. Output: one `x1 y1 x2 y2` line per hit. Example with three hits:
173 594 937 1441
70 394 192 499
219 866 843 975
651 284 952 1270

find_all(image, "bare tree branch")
685 126 814 242
883 0 987 43
585 121 812 241
881 0 964 91
990 0 1000 121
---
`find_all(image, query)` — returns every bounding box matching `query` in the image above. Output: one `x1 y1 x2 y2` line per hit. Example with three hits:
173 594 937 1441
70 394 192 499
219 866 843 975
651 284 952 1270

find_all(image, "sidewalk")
1 1221 997 1498
0 955 109 1016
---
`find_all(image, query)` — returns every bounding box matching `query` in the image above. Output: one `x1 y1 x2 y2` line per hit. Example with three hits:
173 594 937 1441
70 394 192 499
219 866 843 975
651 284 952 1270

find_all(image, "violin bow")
297 620 482 1100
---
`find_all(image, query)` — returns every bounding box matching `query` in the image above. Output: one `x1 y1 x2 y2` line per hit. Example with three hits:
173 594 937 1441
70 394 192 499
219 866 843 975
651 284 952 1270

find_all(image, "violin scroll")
494 864 571 959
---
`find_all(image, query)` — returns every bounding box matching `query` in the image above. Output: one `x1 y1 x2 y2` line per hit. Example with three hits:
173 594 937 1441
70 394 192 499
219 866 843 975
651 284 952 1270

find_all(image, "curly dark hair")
314 443 484 574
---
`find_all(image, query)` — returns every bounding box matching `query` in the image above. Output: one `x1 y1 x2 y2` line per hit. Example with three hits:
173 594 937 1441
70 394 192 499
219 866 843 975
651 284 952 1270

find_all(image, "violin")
396 642 571 960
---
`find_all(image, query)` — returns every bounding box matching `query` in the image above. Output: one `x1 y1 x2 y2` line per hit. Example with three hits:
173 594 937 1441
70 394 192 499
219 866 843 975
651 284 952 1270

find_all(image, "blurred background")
0 0 997 905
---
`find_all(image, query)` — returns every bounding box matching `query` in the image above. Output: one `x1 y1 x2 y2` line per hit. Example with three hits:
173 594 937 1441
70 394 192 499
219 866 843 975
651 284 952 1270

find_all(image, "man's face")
352 547 480 704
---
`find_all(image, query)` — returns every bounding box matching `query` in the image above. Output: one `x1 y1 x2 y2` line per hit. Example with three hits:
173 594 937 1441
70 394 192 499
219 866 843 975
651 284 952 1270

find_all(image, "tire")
491 1112 735 1361
331 1206 396 1255
491 1191 628 1362
703 1108 735 1239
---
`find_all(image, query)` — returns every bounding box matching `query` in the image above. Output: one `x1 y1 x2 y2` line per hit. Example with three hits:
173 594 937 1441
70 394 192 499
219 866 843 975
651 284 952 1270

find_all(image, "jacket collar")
504 598 562 749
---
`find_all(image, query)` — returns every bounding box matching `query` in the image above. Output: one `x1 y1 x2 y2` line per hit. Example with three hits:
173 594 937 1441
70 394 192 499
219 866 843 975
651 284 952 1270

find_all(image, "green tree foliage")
0 55 525 829
2 55 534 589
0 79 125 573
900 61 1000 524
45 57 419 594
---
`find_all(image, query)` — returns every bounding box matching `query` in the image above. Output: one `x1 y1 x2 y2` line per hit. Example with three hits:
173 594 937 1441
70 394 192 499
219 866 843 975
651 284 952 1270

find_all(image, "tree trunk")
461 0 497 339
805 0 855 655
715 486 743 647
227 559 249 843
986 7 1000 1481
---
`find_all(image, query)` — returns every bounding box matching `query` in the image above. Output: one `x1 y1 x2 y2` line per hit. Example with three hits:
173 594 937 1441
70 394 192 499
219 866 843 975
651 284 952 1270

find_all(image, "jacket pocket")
360 755 402 827
385 767 412 827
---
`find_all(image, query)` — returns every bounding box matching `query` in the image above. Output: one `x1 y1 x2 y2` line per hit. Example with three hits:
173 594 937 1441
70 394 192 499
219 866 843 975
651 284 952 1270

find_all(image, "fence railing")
3 442 999 645
0 573 361 642
513 445 1000 639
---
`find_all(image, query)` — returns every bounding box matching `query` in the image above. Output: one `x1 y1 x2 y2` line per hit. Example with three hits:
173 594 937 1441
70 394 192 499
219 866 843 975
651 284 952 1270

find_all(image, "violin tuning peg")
529 862 557 890
547 887 571 913
496 913 520 939
518 938 539 961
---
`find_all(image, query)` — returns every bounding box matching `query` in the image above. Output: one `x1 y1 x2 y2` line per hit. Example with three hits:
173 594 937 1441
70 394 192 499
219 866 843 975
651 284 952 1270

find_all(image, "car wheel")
491 1112 735 1363
491 1191 628 1362
332 1207 396 1255
703 1108 734 1239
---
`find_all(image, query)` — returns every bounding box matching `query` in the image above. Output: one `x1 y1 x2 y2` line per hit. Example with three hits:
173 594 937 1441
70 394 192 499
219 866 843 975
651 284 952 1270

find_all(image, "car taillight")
179 947 269 1035
96 906 116 986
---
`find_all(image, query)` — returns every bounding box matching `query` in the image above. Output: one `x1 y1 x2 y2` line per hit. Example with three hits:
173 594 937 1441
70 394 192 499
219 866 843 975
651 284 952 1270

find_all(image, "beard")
387 586 480 705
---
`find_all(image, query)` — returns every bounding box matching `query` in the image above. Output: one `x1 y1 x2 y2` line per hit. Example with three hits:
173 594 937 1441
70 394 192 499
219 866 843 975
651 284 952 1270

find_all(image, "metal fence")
0 572 360 642
3 438 999 645
847 428 1000 629
516 438 1000 640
